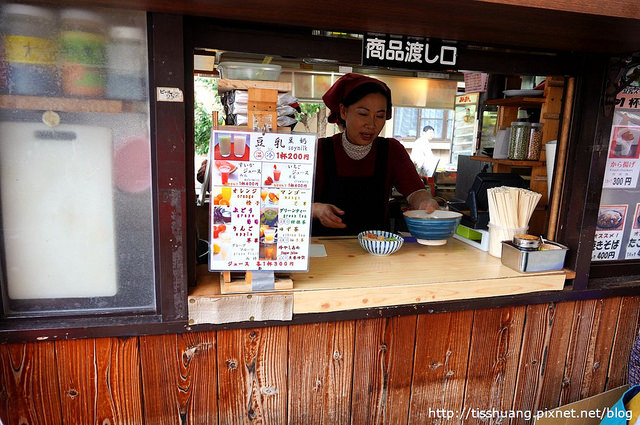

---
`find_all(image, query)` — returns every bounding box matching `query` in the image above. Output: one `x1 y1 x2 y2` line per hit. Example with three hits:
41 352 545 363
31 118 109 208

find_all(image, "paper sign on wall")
592 204 628 261
602 125 640 189
625 203 640 260
208 130 316 272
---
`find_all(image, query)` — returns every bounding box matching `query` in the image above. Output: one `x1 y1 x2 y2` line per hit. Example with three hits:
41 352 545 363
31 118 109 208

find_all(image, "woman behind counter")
312 73 439 236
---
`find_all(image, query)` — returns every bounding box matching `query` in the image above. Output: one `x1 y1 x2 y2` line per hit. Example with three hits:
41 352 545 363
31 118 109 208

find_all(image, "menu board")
208 130 316 271
593 79 640 261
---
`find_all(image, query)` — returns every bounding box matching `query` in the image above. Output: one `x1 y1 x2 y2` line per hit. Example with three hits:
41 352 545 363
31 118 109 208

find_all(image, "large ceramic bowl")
357 230 404 256
403 209 463 246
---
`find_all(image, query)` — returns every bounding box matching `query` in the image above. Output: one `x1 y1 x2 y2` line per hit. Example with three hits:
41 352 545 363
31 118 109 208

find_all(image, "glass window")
592 68 640 263
0 5 154 317
393 107 453 140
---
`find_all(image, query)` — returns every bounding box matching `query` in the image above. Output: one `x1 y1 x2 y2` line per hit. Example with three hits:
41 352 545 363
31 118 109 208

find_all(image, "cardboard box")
534 386 628 425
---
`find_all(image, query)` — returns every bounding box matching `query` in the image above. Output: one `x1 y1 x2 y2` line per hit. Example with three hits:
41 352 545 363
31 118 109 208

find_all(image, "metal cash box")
500 241 568 272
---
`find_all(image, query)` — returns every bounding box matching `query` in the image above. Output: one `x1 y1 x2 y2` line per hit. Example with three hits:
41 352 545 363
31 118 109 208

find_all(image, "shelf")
485 97 546 107
216 125 292 133
470 155 544 167
0 95 145 114
217 79 292 93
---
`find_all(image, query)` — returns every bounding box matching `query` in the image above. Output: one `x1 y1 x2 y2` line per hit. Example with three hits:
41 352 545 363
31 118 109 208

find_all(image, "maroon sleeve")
313 137 327 202
387 138 426 197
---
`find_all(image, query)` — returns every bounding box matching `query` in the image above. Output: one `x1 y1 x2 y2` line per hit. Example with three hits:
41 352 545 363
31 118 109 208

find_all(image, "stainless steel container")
513 234 540 250
501 241 568 272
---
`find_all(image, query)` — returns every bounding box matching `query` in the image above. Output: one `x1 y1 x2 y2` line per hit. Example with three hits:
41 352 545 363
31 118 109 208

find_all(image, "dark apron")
313 137 389 236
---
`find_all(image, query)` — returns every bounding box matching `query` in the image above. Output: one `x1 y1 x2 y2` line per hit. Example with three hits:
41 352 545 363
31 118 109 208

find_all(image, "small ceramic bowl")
403 209 463 246
357 230 404 256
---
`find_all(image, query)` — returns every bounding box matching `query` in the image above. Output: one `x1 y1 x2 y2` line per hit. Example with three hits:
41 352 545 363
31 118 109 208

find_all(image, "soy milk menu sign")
209 130 316 271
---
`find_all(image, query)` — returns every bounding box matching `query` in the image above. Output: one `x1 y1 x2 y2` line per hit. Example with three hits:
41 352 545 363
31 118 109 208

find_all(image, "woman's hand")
313 202 346 229
407 189 439 213
418 198 439 214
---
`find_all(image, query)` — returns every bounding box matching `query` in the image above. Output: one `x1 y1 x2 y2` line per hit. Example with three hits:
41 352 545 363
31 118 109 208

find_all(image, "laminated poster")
625 203 640 260
602 125 640 189
208 130 316 271
592 204 628 261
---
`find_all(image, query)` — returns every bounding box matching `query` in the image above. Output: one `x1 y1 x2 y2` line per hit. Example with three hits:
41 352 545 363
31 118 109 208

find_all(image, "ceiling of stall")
33 0 640 55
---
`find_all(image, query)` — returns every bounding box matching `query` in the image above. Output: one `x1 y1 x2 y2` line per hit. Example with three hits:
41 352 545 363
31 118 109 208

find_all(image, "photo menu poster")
593 80 640 261
591 204 628 261
208 130 316 271
602 125 640 189
625 203 640 260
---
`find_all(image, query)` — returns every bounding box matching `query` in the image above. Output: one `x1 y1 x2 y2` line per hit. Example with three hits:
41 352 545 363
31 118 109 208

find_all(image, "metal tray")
501 241 568 273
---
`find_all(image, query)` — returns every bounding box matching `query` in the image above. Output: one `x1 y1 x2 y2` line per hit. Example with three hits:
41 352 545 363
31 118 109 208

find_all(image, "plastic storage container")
2 3 59 96
488 222 528 257
217 62 282 81
59 9 107 97
508 121 531 160
106 26 146 100
527 123 543 160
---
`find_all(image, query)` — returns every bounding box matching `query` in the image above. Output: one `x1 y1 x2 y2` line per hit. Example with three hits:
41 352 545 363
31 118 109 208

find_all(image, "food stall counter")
189 237 570 325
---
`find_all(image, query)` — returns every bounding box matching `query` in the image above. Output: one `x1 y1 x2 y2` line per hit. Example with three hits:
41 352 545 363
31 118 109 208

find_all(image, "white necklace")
341 132 372 160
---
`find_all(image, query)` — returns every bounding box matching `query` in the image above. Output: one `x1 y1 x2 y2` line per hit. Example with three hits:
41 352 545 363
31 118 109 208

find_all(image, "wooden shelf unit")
470 155 544 167
217 79 291 93
0 94 146 114
218 79 292 131
475 76 565 234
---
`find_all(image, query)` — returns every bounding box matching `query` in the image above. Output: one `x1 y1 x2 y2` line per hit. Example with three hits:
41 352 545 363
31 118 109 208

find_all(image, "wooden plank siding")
1 297 639 424
217 327 287 424
408 310 474 425
288 320 355 424
351 315 417 425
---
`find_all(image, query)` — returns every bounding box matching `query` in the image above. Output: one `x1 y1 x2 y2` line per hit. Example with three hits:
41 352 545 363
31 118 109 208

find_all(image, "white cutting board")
0 122 117 299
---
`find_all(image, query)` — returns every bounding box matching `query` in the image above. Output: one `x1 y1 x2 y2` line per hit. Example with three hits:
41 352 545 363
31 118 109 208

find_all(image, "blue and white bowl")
357 230 404 256
403 209 463 246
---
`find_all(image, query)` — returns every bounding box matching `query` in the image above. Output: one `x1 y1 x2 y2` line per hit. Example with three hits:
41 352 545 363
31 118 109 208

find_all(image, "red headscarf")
322 73 393 124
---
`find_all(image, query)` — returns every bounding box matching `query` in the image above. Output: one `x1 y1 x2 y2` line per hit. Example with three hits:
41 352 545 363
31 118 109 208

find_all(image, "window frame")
0 13 190 340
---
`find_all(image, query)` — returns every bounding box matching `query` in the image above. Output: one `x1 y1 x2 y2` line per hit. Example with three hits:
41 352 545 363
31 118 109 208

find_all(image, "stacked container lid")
58 8 107 97
2 3 59 96
1 4 147 100
105 26 146 100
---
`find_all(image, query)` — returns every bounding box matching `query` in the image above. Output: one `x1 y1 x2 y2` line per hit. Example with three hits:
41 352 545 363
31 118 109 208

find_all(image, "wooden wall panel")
351 315 417 425
560 298 622 405
288 321 355 424
408 310 474 425
182 332 219 425
0 343 6 425
140 332 218 425
462 306 526 425
56 339 98 424
0 341 62 425
511 303 555 425
56 337 143 425
94 338 144 425
607 296 640 390
1 295 640 424
536 301 576 411
217 327 287 424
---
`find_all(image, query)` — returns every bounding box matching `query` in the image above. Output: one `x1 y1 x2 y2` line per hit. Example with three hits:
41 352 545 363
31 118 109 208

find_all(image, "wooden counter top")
189 237 568 323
